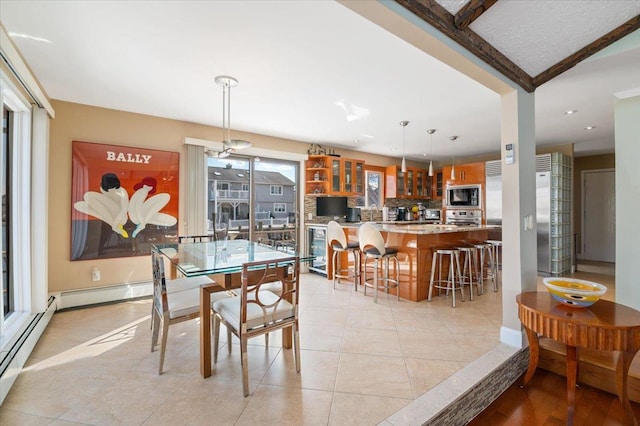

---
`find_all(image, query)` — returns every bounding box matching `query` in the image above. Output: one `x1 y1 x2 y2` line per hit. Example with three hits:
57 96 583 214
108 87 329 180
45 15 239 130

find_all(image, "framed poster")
71 141 179 261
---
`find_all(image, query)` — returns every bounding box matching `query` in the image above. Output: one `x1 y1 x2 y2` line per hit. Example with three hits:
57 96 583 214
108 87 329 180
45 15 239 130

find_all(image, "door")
207 155 299 252
582 169 615 262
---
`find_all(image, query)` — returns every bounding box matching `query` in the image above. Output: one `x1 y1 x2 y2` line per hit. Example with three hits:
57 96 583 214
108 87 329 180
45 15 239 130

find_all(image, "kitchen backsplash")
304 195 442 223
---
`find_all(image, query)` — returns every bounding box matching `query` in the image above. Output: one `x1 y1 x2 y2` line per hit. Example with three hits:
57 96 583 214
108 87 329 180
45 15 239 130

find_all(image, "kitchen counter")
341 222 499 234
335 224 496 302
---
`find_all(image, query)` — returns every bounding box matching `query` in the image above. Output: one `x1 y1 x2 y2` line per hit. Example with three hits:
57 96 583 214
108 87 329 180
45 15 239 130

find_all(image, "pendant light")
449 135 458 180
400 120 409 173
426 129 436 176
208 75 252 158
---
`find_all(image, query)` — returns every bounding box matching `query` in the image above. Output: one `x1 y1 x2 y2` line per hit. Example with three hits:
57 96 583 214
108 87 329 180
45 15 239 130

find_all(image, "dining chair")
212 256 301 396
150 249 233 374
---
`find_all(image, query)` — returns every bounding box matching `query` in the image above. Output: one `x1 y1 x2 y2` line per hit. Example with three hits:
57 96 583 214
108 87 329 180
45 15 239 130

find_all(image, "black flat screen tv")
316 196 348 217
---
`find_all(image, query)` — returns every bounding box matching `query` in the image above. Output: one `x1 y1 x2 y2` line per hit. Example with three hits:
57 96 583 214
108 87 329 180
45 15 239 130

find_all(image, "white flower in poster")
128 177 178 238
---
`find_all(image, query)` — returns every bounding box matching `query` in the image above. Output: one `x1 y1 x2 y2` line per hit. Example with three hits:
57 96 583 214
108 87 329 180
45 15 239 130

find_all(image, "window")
1 74 38 351
273 203 286 213
242 183 249 191
270 185 283 196
356 170 384 209
2 106 12 317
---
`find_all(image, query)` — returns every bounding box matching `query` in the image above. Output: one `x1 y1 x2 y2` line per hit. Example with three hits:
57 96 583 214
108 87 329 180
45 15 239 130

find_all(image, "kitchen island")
336 222 498 302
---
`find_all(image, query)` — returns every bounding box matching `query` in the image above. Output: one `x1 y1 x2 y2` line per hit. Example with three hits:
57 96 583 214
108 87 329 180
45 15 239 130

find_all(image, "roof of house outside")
208 167 295 186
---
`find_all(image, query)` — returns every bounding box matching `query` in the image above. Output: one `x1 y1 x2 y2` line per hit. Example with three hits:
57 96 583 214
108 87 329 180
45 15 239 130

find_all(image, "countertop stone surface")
306 221 500 235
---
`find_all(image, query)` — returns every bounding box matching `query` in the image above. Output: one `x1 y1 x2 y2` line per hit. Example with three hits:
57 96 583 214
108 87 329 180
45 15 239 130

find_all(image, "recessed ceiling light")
584 126 596 130
353 139 359 144
564 110 577 115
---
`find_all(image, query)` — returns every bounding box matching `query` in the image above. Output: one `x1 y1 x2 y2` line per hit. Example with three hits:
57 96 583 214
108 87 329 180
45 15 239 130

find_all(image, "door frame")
580 167 615 261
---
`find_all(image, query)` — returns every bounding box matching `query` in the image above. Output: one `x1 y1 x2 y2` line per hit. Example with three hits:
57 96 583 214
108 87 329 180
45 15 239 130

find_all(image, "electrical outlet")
92 267 101 281
308 213 312 221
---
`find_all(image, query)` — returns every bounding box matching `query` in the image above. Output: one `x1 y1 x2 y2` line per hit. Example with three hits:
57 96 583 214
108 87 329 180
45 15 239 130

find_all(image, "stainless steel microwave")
446 184 481 209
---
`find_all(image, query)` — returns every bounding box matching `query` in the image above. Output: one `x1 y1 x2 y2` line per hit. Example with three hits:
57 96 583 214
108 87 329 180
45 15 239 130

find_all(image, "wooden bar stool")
327 220 360 291
359 223 400 304
428 248 464 307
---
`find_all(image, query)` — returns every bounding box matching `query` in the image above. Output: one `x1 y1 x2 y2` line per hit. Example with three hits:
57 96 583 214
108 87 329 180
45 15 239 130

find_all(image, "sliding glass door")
206 154 298 252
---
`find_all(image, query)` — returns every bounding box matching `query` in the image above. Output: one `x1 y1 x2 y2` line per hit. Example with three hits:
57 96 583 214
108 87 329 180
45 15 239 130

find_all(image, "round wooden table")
517 291 640 426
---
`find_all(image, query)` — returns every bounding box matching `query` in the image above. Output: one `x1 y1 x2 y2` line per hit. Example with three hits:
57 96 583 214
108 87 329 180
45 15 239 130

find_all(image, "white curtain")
184 144 208 236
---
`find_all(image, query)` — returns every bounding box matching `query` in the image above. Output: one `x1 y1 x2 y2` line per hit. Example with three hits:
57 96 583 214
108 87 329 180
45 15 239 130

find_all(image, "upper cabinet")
431 169 443 200
385 165 431 199
442 161 485 187
305 155 364 195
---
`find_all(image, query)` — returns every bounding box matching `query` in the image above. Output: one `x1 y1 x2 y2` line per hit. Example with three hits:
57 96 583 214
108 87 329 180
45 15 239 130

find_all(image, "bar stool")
457 245 480 300
428 248 464 307
327 221 360 291
486 240 502 290
359 223 400 303
472 242 496 293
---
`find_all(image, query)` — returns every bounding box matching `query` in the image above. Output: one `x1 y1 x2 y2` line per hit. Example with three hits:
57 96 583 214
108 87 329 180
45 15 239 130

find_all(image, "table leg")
200 286 213 378
566 345 578 426
521 326 539 386
615 350 639 426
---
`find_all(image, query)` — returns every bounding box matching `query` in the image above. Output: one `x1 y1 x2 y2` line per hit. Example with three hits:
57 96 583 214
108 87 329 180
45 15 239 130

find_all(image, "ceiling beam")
533 14 640 88
394 0 535 92
453 0 498 30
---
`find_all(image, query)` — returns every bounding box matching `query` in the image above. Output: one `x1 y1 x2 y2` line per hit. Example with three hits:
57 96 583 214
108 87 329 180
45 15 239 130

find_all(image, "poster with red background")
71 141 179 260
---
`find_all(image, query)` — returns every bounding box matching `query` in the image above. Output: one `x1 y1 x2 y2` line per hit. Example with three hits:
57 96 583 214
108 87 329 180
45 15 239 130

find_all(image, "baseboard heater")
57 280 153 310
0 295 56 404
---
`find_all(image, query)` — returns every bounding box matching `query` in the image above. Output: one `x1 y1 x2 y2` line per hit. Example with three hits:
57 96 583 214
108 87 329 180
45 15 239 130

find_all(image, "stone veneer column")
614 94 640 310
500 88 538 348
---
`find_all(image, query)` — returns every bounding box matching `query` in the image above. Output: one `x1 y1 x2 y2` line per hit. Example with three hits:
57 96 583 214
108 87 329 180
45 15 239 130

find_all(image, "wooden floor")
469 368 640 425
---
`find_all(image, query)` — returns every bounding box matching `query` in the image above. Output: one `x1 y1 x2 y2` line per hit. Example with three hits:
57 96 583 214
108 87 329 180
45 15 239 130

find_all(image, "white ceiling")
1 1 639 163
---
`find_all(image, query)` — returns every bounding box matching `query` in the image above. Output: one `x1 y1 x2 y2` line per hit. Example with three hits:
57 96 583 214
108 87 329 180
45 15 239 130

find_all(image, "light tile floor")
0 269 614 425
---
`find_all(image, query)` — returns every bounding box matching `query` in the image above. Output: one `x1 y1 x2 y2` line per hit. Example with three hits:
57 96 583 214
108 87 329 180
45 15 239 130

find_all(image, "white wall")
614 94 640 310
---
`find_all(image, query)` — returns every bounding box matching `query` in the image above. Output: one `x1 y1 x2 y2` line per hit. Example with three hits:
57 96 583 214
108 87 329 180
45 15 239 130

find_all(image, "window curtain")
184 144 208 236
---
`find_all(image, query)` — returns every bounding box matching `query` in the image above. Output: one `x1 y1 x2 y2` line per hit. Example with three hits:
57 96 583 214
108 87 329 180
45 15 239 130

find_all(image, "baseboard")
56 281 153 310
0 296 56 405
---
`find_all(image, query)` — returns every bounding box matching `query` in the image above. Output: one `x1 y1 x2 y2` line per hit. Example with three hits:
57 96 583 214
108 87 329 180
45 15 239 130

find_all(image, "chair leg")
213 315 220 364
265 333 269 347
294 321 301 373
241 336 250 397
151 309 160 352
159 315 169 374
373 257 379 304
428 252 437 302
332 250 338 289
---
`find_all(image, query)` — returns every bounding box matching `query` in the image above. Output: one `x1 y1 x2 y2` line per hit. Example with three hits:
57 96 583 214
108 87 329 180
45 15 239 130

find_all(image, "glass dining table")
152 239 313 378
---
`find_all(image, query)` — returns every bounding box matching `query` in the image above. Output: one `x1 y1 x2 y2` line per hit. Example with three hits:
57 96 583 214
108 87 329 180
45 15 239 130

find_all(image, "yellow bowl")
543 277 607 308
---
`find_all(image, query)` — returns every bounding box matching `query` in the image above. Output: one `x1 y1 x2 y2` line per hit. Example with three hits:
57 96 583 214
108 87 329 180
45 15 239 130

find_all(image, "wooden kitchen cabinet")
305 155 364 195
431 170 443 200
386 165 430 199
443 161 485 186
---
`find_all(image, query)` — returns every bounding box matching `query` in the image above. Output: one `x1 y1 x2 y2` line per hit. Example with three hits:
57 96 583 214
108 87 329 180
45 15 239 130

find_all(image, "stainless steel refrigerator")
485 155 554 275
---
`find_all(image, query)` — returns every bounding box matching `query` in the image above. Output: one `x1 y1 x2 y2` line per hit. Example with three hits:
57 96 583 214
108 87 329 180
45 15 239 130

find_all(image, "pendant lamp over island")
449 135 458 180
427 129 436 177
400 120 409 173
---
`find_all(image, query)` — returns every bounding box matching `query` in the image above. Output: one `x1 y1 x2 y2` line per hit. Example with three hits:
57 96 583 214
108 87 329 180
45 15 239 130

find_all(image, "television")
316 196 348 217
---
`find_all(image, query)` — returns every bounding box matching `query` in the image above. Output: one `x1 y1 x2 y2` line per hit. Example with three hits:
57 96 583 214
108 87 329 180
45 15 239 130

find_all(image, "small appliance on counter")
396 207 411 221
423 209 442 223
346 207 361 223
